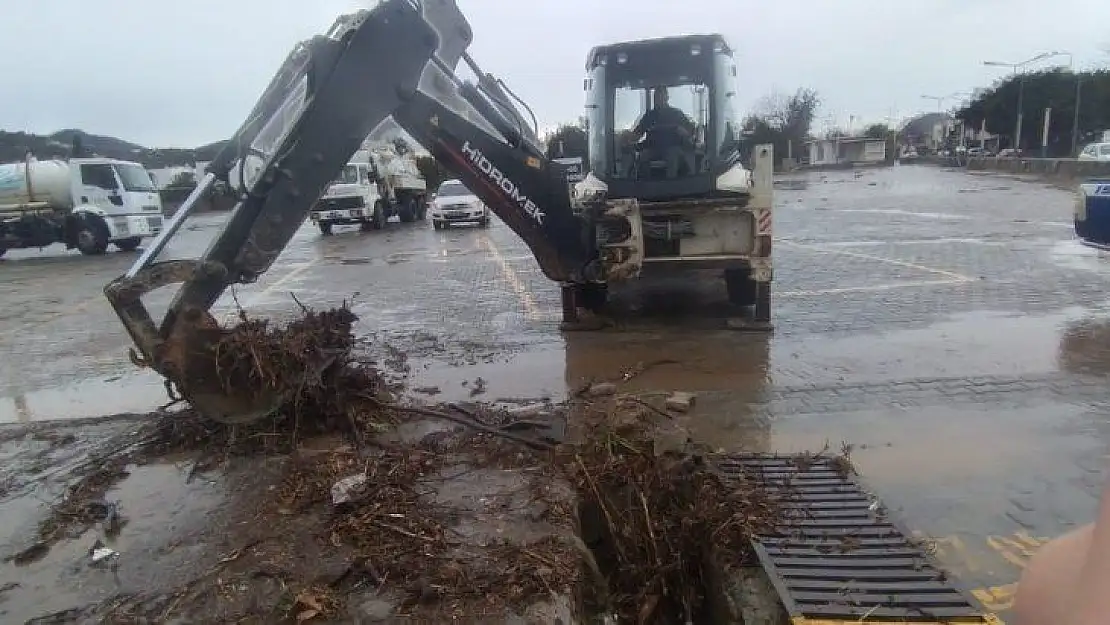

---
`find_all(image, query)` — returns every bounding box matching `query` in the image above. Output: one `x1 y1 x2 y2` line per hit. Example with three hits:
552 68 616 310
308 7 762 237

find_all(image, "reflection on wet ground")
2 165 1110 620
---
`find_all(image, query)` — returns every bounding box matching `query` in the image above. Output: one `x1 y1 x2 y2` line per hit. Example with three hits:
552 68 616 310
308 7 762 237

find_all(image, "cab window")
80 164 119 190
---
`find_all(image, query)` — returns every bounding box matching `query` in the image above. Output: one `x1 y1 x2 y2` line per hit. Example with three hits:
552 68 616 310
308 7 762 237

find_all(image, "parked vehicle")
429 179 490 229
1076 179 1110 249
0 156 163 257
1078 143 1110 162
309 141 428 235
309 161 383 233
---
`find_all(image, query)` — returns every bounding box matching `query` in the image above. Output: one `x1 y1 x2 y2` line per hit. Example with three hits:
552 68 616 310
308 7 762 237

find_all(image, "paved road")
2 163 1108 620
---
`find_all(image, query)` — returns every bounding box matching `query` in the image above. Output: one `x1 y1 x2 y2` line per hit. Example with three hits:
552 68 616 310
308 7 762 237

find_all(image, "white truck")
308 141 428 235
0 156 164 257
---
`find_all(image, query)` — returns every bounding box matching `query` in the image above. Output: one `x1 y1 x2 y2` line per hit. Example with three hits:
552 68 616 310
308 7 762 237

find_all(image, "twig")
638 489 661 569
358 396 554 451
618 395 673 420
372 520 436 543
289 292 311 315
574 454 627 562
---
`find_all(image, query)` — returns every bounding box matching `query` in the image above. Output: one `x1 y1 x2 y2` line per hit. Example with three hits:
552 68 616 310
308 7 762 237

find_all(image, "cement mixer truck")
0 156 164 257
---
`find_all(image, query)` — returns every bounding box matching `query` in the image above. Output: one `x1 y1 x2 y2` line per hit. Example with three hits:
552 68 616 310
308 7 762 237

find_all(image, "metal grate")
716 453 998 623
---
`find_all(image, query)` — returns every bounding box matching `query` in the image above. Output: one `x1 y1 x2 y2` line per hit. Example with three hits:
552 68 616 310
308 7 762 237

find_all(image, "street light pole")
983 52 1058 153
921 92 970 151
1047 50 1081 156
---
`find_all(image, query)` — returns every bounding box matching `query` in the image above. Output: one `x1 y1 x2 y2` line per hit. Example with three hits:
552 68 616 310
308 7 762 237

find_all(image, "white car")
430 179 491 230
1078 142 1110 162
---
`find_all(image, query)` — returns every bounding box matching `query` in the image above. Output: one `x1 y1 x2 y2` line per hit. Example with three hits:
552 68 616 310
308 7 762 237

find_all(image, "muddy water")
0 460 226 623
0 371 173 423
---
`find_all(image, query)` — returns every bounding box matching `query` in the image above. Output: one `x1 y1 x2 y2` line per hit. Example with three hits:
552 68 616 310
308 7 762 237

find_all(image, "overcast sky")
2 0 1108 148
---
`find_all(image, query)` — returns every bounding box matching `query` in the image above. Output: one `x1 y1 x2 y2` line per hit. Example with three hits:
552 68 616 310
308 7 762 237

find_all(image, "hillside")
0 123 424 169
0 130 227 168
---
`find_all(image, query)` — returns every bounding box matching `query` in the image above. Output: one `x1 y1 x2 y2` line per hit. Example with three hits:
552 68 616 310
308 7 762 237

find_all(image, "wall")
965 157 1110 185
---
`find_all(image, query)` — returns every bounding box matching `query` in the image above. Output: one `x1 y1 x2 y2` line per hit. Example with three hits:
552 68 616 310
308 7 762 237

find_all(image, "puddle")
1059 317 1110 375
405 329 773 403
766 401 1104 554
0 371 172 423
784 308 1096 384
0 461 226 622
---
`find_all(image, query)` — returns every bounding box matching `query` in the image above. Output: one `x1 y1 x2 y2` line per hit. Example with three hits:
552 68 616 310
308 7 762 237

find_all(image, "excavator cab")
584 34 743 202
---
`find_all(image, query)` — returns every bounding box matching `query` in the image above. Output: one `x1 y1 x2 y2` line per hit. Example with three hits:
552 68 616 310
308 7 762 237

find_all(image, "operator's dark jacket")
632 105 695 148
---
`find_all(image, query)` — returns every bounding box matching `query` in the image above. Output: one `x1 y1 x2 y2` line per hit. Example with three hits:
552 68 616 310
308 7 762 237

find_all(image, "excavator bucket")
104 0 468 423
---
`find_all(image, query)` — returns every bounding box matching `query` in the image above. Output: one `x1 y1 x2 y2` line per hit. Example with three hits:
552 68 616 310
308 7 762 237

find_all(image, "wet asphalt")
0 162 1107 621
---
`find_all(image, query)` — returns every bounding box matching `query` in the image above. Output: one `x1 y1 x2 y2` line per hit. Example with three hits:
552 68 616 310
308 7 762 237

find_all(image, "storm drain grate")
716 453 999 623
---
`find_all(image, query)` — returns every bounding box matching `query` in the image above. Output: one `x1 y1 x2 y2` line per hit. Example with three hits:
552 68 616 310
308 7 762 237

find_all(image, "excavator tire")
724 268 756 307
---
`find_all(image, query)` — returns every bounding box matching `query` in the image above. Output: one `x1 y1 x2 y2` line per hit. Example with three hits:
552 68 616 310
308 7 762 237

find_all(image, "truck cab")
309 161 384 234
71 158 165 249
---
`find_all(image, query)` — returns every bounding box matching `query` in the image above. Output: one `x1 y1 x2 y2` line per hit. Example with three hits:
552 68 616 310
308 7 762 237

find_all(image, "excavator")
104 0 773 424
100 3 1004 620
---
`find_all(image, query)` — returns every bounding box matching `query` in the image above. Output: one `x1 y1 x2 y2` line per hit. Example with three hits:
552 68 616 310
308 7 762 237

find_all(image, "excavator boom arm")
103 0 594 420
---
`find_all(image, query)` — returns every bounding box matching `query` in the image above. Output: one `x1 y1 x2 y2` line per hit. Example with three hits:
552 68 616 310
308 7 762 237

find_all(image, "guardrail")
925 155 1110 183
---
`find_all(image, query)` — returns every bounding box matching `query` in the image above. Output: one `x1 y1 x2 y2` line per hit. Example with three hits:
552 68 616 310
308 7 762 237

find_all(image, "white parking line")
834 208 972 221
786 237 994 247
779 240 976 281
776 278 971 297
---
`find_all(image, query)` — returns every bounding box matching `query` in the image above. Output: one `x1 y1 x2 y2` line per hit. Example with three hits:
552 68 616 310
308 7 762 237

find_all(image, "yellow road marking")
973 583 1018 613
994 532 1043 572
921 531 1051 618
479 235 542 321
779 240 976 281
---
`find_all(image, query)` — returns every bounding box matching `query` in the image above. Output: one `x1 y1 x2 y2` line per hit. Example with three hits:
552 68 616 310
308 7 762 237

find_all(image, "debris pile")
151 302 394 453
562 400 789 624
88 303 829 623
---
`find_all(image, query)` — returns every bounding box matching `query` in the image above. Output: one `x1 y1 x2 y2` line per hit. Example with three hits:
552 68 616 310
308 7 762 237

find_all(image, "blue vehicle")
1076 180 1110 249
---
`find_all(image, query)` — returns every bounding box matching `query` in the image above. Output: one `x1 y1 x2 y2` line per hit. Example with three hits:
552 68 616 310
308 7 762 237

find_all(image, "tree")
544 123 588 161
168 170 196 189
741 88 820 163
862 123 889 139
956 68 1110 155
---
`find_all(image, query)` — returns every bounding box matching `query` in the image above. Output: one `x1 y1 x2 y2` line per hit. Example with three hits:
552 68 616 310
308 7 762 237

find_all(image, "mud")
3 164 1110 622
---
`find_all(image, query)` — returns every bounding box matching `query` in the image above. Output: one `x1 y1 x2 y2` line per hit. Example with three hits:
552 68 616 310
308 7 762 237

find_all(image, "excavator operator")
628 86 697 179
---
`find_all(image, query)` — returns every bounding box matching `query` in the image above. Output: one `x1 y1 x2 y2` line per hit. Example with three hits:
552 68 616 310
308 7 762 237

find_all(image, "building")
805 137 887 167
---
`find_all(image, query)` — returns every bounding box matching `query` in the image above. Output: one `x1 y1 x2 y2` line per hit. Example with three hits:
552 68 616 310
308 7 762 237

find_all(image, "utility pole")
920 92 970 152
1044 50 1082 156
983 52 1062 153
